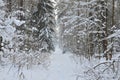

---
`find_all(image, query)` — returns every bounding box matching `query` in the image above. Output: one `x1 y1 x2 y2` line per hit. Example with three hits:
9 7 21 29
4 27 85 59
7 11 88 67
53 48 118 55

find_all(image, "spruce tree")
31 0 55 52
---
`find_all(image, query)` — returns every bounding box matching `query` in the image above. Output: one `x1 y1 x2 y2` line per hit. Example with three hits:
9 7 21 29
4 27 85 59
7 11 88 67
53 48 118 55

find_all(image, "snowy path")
46 46 76 80
0 47 119 80
0 46 81 80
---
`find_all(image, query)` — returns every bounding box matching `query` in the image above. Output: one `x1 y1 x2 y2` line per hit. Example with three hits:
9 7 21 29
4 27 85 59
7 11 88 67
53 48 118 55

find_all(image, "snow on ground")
0 46 82 80
46 46 76 80
0 46 119 80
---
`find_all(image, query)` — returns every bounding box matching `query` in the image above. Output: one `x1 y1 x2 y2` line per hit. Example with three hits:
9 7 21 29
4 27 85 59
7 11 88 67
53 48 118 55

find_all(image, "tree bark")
110 0 115 55
7 0 12 12
19 0 24 20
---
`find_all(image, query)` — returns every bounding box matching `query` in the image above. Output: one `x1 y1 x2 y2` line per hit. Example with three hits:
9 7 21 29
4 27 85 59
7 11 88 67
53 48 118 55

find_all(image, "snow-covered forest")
0 0 120 80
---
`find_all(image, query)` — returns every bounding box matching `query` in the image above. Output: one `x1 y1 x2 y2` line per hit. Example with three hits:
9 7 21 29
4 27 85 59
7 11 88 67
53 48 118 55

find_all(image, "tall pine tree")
31 0 55 52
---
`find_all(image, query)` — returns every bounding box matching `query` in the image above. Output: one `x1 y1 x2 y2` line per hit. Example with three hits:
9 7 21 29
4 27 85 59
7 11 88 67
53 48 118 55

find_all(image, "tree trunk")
7 0 12 12
110 0 115 55
19 0 24 20
103 0 108 54
112 0 115 26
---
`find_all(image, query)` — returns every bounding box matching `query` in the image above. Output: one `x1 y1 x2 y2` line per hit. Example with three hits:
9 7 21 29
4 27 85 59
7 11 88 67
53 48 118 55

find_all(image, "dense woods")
0 0 120 80
58 0 120 59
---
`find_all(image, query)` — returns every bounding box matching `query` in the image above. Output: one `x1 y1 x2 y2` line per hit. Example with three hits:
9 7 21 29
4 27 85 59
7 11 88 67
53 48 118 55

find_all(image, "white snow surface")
0 46 120 80
0 46 81 80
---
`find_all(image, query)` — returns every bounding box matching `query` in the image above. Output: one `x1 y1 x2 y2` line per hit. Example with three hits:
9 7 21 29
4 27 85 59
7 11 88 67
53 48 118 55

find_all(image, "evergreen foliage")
31 0 55 52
